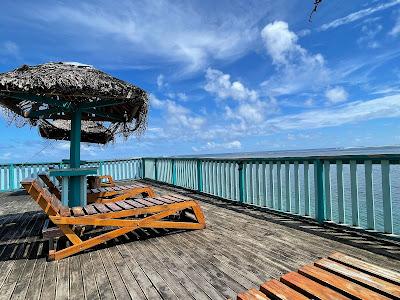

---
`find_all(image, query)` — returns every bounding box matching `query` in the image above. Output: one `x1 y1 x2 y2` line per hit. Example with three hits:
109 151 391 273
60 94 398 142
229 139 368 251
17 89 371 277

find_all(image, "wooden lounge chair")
21 178 206 261
38 173 156 203
235 252 400 300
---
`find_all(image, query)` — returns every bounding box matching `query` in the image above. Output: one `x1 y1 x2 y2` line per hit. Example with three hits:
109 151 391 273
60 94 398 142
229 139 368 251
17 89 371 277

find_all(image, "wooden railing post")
9 164 15 191
238 162 245 203
315 159 326 224
171 159 176 185
98 161 103 176
141 158 146 179
197 159 203 192
154 158 158 181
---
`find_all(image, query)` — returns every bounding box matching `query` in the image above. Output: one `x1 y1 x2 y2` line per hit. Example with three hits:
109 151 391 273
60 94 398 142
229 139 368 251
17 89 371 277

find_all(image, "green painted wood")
172 159 176 185
350 160 360 227
238 162 245 203
69 109 82 207
269 162 274 209
8 164 14 191
364 160 375 230
142 158 146 178
249 162 253 205
98 161 103 176
255 162 260 206
276 161 282 210
277 161 282 210
154 158 158 181
324 161 332 221
197 160 203 192
336 160 345 224
262 162 267 207
49 168 97 177
314 160 325 223
284 161 291 212
294 161 300 214
381 160 393 234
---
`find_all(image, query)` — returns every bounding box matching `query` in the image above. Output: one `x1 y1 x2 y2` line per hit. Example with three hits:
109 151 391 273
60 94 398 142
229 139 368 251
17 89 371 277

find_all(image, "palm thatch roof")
0 62 149 143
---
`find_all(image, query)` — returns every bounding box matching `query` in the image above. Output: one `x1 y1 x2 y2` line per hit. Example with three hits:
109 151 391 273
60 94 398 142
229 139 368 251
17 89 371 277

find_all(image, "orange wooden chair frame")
38 173 156 204
22 178 205 261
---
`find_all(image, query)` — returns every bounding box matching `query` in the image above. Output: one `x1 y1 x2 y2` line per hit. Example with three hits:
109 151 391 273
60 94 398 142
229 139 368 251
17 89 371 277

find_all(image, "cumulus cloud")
325 86 348 104
204 68 258 101
320 0 400 31
204 68 275 124
260 21 329 96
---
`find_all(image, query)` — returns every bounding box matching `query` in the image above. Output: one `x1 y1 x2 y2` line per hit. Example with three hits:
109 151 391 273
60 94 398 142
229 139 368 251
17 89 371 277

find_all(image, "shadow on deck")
0 180 399 299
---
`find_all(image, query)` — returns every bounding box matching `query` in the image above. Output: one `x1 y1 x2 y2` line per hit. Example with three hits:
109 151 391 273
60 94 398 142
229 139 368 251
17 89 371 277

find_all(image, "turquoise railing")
1 155 399 238
0 158 142 191
143 155 400 237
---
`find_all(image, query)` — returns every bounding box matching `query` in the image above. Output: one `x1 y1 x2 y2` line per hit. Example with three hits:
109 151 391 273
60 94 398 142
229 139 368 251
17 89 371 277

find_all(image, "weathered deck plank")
0 180 398 300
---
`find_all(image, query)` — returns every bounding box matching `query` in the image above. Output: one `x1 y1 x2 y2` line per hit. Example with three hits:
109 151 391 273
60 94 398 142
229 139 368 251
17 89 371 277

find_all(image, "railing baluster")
277 161 282 210
294 161 300 214
350 160 359 227
324 161 332 221
269 162 274 209
254 162 261 206
364 160 375 230
262 162 267 207
285 161 291 212
337 160 345 224
247 162 252 204
381 160 393 234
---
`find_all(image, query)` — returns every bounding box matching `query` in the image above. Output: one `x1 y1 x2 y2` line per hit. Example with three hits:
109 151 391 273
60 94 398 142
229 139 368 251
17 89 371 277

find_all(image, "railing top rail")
0 157 142 167
143 153 400 163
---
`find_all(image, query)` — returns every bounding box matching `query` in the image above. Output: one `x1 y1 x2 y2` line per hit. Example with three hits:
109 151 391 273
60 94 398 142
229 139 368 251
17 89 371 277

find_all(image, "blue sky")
1 0 400 162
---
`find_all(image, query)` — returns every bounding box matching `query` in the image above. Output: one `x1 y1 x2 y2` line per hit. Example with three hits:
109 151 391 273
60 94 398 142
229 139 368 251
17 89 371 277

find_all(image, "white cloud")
320 1 400 31
325 86 348 104
0 41 20 60
157 74 165 89
204 68 274 124
390 14 400 36
357 21 382 48
266 94 400 130
149 94 165 109
204 68 258 101
192 140 241 152
25 0 274 73
260 21 329 96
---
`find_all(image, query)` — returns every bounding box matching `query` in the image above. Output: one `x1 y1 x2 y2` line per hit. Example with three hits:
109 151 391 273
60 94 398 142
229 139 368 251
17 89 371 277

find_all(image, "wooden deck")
0 179 399 300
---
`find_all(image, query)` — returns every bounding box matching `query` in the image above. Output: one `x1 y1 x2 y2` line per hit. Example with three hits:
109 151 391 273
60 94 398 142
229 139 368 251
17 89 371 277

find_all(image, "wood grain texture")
0 179 399 299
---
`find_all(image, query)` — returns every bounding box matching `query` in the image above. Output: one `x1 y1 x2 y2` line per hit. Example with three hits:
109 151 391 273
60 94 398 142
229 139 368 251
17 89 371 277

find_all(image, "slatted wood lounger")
21 178 206 261
235 252 400 300
38 173 156 204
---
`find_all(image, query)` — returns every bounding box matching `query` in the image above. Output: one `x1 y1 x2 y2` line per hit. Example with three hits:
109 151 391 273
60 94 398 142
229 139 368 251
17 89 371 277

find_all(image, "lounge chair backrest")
21 178 69 216
38 173 61 200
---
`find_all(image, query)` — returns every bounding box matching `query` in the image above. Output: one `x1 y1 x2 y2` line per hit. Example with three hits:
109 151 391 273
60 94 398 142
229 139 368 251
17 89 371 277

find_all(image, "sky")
1 0 400 163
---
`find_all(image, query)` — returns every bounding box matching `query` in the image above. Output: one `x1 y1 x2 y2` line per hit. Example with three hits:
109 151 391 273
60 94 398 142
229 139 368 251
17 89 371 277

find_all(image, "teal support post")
315 160 326 224
68 109 82 207
141 158 146 178
8 164 15 191
197 160 203 192
98 161 103 175
238 162 245 203
172 159 176 185
154 158 158 181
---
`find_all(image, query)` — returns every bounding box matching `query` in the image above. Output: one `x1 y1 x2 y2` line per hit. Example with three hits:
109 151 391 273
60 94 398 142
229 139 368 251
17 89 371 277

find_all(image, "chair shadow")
144 179 400 261
0 208 188 261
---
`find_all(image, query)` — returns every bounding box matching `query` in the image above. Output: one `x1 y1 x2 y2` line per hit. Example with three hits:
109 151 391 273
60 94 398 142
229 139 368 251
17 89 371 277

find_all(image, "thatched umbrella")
0 62 149 206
